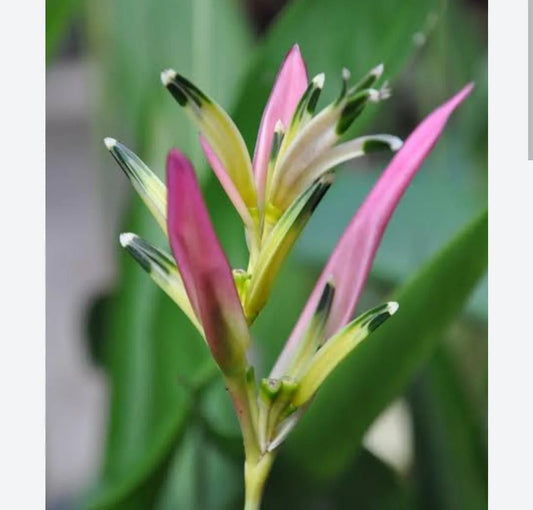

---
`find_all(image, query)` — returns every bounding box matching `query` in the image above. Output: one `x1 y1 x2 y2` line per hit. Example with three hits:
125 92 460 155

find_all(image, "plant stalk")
225 369 276 510
244 452 275 510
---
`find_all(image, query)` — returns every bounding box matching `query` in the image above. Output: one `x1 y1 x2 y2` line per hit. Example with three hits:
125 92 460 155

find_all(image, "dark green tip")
315 280 335 318
269 126 285 163
176 75 210 106
166 82 188 106
363 139 393 153
122 235 175 276
164 72 210 108
124 242 153 274
291 76 324 127
107 143 146 189
351 64 383 95
307 87 321 114
367 311 392 332
354 74 376 92
336 91 369 135
306 176 332 215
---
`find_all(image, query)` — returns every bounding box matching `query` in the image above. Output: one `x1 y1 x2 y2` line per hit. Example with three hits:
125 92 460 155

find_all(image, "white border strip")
0 0 45 507
489 0 533 506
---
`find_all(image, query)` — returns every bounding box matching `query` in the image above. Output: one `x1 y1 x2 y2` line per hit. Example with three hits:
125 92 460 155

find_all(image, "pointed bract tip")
290 43 302 54
446 82 475 110
119 232 136 247
389 136 403 151
167 146 188 163
167 148 195 181
313 73 326 89
369 82 391 102
372 63 384 78
104 137 116 150
274 119 285 133
368 89 380 102
161 68 177 86
428 83 474 125
380 81 391 99
388 302 399 315
342 67 351 81
321 171 335 185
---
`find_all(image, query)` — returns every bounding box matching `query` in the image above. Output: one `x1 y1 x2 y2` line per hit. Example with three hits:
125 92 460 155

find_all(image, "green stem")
226 372 260 461
244 452 275 510
225 370 276 510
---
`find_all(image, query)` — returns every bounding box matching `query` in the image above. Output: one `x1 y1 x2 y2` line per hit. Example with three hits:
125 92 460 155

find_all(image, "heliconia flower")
105 47 403 328
160 45 402 321
166 148 251 376
259 83 474 452
104 42 474 509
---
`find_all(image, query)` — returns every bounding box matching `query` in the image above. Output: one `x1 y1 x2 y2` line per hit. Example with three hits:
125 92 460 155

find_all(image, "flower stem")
225 369 276 510
244 452 275 510
226 372 259 460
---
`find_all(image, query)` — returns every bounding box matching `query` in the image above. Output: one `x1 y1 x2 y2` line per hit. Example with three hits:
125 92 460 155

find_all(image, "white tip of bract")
379 81 391 99
387 302 399 315
104 137 117 150
274 119 285 133
119 232 136 247
389 136 403 151
161 68 177 86
342 67 351 81
371 63 384 79
369 89 380 102
368 82 391 102
313 73 326 89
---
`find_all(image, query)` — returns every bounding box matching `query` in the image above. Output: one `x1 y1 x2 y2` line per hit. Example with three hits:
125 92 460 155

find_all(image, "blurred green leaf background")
47 0 487 508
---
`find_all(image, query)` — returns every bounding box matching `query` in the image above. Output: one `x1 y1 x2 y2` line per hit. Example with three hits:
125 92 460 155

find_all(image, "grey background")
46 56 127 505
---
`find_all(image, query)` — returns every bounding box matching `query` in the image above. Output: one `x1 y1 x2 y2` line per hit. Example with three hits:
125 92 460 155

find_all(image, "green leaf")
284 209 487 480
263 448 414 509
155 425 242 510
409 344 487 509
86 400 190 510
327 449 414 510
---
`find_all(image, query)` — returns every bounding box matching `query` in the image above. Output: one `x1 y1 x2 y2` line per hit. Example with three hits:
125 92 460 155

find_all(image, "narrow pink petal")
200 136 255 228
166 149 250 372
253 44 308 204
271 83 474 378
